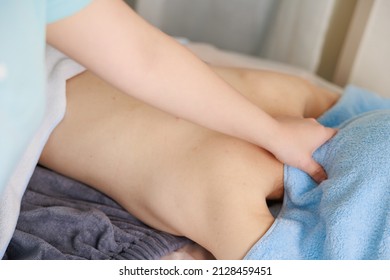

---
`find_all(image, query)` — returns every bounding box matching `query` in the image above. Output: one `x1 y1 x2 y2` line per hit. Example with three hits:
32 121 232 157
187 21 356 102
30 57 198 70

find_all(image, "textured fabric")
245 86 390 259
3 166 190 260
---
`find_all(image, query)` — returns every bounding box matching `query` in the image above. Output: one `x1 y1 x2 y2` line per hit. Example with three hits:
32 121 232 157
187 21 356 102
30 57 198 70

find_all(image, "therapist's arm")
46 0 335 183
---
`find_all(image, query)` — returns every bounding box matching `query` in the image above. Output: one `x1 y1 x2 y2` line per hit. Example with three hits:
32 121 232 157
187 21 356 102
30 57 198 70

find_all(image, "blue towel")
244 85 390 260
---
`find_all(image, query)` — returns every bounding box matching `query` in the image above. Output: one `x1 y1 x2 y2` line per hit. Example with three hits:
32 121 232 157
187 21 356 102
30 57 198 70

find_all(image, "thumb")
302 158 327 184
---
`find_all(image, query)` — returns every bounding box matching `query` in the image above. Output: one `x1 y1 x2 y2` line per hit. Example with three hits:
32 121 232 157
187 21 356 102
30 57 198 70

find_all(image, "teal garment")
0 0 92 195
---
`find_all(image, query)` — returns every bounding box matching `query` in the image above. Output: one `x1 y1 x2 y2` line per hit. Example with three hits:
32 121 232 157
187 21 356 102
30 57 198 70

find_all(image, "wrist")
252 115 282 154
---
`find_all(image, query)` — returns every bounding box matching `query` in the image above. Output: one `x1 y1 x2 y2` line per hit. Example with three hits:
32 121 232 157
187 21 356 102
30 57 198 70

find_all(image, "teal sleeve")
46 0 93 23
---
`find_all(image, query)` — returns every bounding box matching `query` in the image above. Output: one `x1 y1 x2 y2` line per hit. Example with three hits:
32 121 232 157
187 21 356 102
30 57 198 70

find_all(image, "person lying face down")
40 65 340 260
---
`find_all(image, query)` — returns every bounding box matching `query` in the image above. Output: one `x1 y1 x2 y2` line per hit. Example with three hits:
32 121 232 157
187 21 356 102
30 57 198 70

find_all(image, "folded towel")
3 166 190 260
245 86 390 259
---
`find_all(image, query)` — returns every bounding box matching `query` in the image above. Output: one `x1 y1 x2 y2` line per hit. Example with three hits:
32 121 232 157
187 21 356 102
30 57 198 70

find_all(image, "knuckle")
300 158 314 171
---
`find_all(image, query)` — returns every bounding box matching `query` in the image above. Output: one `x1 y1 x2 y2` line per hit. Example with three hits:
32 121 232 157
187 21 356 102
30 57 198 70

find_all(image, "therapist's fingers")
271 116 337 184
302 159 327 184
302 125 336 183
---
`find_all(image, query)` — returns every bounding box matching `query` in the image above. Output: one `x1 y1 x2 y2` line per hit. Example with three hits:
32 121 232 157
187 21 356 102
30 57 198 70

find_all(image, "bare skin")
39 66 339 259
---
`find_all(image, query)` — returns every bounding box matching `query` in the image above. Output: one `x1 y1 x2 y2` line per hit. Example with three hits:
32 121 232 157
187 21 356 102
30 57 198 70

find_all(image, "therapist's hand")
270 116 337 184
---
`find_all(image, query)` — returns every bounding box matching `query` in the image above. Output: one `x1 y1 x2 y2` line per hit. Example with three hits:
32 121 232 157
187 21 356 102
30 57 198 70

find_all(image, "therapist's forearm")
46 0 279 150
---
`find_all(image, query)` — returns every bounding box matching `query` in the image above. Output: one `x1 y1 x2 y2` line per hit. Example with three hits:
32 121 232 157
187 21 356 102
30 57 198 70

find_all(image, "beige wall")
316 0 357 81
342 0 390 96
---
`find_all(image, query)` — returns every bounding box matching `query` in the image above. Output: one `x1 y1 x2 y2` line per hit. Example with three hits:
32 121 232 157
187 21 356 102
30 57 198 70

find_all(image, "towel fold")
245 86 390 259
3 166 190 260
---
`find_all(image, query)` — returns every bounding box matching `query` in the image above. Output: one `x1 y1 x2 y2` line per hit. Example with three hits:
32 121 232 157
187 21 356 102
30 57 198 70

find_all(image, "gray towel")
3 166 190 260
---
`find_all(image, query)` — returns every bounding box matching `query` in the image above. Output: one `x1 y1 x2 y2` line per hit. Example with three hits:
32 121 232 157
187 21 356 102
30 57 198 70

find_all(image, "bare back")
39 66 339 259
